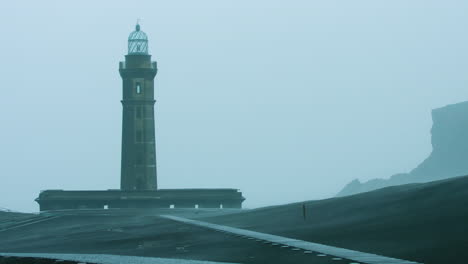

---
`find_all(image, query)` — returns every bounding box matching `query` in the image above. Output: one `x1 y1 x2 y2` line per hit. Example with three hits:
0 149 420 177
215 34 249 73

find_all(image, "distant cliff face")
337 101 468 197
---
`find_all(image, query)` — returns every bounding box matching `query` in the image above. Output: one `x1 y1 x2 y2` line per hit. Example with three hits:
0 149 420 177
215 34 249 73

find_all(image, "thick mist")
1 1 468 212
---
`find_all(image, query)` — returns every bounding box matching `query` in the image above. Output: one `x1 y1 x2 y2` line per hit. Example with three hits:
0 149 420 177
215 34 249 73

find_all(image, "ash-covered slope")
201 175 468 264
337 101 468 197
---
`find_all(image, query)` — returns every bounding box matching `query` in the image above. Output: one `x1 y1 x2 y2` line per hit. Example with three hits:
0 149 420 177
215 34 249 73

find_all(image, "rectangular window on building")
136 82 141 94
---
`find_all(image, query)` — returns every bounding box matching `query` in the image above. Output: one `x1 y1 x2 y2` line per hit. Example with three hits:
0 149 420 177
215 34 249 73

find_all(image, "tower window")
136 82 142 94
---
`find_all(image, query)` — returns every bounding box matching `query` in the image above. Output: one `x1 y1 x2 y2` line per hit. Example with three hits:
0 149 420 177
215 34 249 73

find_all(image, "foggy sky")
1 1 468 212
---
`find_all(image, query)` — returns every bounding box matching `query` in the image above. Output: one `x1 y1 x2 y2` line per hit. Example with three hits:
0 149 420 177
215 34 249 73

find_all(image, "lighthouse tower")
119 24 158 191
35 23 245 211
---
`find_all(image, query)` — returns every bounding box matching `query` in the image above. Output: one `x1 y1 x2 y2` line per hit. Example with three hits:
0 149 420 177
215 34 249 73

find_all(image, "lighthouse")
35 24 245 211
119 24 158 191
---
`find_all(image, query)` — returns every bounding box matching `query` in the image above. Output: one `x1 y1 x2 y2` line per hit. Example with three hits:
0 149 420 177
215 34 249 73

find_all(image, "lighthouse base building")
36 189 244 211
35 24 245 211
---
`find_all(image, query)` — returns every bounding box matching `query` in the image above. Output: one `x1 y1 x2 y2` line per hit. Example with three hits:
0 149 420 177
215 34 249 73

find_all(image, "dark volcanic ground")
2 176 468 264
202 175 468 264
0 210 346 264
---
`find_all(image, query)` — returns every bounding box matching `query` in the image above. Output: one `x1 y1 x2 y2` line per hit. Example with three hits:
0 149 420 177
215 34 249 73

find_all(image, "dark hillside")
202 175 468 264
0 211 36 230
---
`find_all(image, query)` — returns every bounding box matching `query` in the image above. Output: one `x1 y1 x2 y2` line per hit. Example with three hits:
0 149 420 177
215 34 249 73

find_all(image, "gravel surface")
0 211 337 264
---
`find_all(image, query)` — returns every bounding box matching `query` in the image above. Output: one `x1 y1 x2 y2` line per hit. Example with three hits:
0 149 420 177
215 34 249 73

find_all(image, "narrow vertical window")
136 82 141 94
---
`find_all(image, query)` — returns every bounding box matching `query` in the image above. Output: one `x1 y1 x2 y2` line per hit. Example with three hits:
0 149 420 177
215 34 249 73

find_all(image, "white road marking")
161 215 423 264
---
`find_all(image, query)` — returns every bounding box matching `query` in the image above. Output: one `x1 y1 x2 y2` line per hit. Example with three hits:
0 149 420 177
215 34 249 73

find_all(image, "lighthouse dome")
128 24 148 55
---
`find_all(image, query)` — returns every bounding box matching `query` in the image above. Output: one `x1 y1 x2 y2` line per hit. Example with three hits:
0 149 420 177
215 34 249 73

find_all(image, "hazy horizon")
1 1 468 212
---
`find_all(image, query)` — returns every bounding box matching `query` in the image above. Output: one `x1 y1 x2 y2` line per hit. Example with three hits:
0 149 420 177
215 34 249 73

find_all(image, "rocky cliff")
337 101 468 197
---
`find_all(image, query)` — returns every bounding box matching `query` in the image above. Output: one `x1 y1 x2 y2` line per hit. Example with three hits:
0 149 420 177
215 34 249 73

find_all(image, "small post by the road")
302 203 306 220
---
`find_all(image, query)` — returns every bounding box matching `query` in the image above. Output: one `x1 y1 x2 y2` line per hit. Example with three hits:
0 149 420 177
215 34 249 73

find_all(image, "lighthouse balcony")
119 61 157 70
